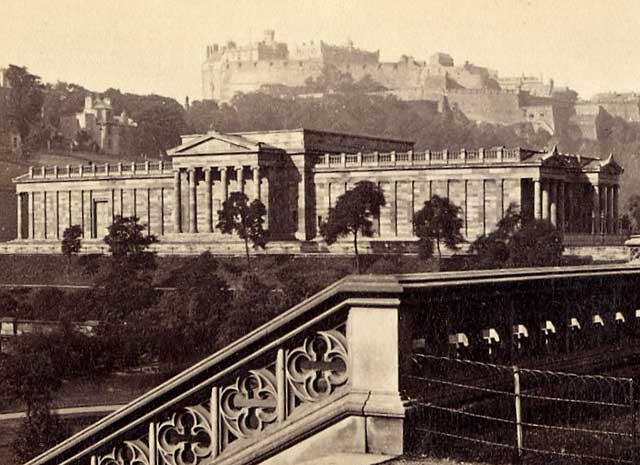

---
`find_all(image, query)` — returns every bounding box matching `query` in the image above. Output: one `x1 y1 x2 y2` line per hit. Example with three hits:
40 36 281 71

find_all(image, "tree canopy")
469 204 564 268
0 65 44 144
216 192 268 271
413 195 465 262
320 181 386 273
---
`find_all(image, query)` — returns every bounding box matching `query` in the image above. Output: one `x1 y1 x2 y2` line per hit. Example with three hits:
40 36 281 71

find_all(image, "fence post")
513 366 523 463
632 379 637 465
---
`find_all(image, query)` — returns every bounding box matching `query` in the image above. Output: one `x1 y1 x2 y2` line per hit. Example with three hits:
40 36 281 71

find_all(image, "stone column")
236 166 244 194
592 184 600 235
29 192 35 239
566 183 573 233
602 185 609 234
42 191 47 239
252 166 261 200
541 181 549 221
204 167 213 233
173 169 182 234
16 194 23 239
549 180 557 227
558 181 565 233
54 191 60 239
613 185 620 234
497 178 504 220
219 167 228 202
188 168 197 233
608 185 615 234
534 179 542 220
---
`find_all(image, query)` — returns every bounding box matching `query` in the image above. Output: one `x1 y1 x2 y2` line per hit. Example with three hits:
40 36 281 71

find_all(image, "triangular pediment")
540 146 564 167
600 153 624 175
167 131 270 156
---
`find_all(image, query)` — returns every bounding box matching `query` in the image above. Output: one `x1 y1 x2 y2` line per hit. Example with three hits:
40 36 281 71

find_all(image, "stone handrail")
27 263 640 465
314 147 535 169
25 274 405 465
22 161 173 180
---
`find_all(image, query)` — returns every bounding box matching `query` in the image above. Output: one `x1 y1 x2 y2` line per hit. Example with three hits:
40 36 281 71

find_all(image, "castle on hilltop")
201 31 640 140
201 30 574 135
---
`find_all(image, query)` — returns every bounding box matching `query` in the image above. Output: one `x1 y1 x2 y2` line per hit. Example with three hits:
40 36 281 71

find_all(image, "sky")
1 0 639 102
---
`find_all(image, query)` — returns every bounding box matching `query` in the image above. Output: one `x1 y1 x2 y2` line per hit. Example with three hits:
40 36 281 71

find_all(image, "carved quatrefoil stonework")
97 440 150 465
157 404 213 465
220 367 278 445
286 329 348 407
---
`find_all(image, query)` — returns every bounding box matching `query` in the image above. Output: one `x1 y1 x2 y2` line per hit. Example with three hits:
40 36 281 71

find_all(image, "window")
292 210 298 225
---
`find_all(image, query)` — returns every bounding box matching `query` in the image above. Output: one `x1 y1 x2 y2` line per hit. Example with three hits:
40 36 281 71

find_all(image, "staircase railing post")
276 348 286 422
211 386 220 459
148 422 157 465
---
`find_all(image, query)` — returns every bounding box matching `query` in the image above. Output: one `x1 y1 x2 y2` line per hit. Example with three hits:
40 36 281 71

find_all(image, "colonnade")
172 165 262 234
533 179 619 234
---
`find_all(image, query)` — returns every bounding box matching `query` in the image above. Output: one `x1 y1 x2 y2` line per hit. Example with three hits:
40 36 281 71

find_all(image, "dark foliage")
217 192 268 271
413 195 465 261
469 204 564 268
320 181 386 273
12 401 70 463
0 65 44 143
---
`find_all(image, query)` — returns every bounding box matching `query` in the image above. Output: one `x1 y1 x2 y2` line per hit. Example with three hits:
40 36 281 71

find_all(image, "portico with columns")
11 129 624 255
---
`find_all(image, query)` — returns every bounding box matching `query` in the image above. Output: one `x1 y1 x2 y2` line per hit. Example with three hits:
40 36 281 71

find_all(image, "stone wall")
313 168 524 242
445 90 524 126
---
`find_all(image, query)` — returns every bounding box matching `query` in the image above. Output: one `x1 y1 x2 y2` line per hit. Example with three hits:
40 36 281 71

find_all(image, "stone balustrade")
313 147 529 169
24 264 640 465
24 161 173 180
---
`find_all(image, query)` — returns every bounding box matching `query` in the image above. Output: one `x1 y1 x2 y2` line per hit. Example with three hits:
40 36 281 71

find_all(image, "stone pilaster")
602 185 609 234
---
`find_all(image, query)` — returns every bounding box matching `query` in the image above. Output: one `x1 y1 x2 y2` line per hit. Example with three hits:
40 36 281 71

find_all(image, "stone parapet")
313 147 532 171
17 160 172 182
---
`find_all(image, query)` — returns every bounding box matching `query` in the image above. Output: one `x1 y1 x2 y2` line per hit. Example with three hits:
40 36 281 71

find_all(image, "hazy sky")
1 0 638 102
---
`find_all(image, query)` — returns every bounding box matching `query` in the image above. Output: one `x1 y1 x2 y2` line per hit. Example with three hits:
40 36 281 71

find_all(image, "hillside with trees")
3 63 640 225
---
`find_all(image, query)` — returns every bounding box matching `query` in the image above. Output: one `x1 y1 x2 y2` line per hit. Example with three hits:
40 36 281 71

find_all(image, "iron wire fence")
406 354 636 464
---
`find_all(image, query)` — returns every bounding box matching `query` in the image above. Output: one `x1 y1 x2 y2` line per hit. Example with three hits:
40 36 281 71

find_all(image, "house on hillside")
60 96 136 156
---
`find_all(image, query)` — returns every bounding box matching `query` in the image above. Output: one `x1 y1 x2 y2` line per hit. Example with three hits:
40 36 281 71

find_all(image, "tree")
413 195 465 262
104 215 158 264
97 215 159 361
320 181 386 273
12 401 70 463
1 65 45 145
626 194 640 233
216 192 268 271
469 204 564 268
140 252 232 363
61 224 82 280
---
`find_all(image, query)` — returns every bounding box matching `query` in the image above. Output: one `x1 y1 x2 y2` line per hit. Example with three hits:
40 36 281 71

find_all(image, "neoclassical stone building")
11 128 623 254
